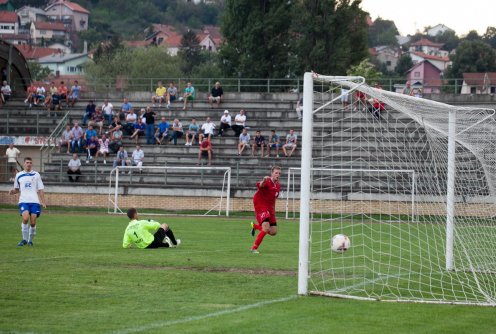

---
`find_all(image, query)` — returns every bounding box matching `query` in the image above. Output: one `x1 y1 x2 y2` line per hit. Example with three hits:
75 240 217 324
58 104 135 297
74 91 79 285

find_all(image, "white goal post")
298 72 496 306
108 165 231 216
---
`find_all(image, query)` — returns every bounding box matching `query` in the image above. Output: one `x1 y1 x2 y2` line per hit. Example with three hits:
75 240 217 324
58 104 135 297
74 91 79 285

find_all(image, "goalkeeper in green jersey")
123 208 181 249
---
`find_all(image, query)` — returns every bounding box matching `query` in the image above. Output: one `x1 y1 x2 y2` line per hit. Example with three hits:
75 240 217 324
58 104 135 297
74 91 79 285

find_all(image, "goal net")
108 166 231 216
298 72 496 306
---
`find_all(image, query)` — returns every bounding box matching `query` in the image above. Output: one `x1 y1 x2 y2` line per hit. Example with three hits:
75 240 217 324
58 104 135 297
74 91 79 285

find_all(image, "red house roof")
165 34 183 48
410 38 443 48
33 21 66 31
0 11 17 23
46 0 90 14
15 45 59 60
411 51 449 62
463 73 496 87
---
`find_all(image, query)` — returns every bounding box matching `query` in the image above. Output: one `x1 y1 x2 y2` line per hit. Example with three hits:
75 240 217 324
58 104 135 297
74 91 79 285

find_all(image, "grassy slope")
0 213 494 333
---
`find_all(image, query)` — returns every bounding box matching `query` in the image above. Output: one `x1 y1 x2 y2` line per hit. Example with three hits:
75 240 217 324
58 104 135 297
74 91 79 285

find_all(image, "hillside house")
426 24 454 37
30 21 67 45
405 60 443 94
16 6 47 27
370 45 401 72
37 52 90 76
45 0 89 32
461 73 496 95
409 51 450 72
0 11 18 35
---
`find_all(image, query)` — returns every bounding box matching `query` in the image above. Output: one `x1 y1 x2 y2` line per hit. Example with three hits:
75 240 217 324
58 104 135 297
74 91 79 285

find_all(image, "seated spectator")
368 98 385 120
35 85 46 106
69 80 81 107
57 125 73 153
237 128 251 156
58 81 69 107
282 129 298 158
208 81 223 108
129 145 144 173
266 129 281 158
102 99 114 125
83 100 96 126
181 81 195 110
90 107 105 135
95 134 110 164
113 146 130 168
197 137 213 166
252 130 266 157
70 122 84 153
49 91 62 113
123 108 137 135
231 109 246 137
295 97 303 120
108 116 122 136
341 88 350 109
185 118 200 146
85 135 98 163
199 117 215 142
67 153 82 182
84 124 97 144
155 117 170 145
166 82 177 110
152 81 167 107
1 80 12 103
24 83 37 107
44 92 52 110
354 90 367 111
49 81 58 95
109 127 123 153
130 118 145 144
218 110 231 137
120 97 132 120
169 118 184 145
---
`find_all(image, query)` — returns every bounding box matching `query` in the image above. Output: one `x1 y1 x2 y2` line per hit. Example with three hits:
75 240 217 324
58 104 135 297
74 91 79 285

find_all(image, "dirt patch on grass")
123 264 297 276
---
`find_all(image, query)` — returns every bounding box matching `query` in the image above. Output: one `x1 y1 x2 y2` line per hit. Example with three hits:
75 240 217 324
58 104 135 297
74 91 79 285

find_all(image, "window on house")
470 87 477 94
414 72 420 78
491 87 496 94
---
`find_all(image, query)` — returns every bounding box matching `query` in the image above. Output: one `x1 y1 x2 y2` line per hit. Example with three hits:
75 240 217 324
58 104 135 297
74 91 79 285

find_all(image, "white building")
45 0 89 32
16 6 47 27
0 11 18 35
37 52 90 76
426 24 454 37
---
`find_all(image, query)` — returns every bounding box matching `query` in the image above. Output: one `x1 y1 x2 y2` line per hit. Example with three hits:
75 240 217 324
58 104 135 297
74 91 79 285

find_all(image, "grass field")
1 211 495 334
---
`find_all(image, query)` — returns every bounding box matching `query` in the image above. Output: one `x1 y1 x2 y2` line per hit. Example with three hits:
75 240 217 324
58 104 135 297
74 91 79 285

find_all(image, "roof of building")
0 10 17 23
463 72 496 86
46 0 90 14
0 33 29 40
410 51 449 62
16 6 46 15
33 21 66 31
410 38 443 48
15 45 60 60
38 52 89 64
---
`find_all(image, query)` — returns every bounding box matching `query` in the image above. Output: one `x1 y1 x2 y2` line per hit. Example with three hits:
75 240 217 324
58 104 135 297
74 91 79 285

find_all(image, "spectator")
57 124 72 153
413 88 423 98
130 118 145 144
341 88 349 109
67 153 81 182
282 129 298 158
238 128 251 156
208 81 223 108
90 107 105 135
102 99 114 124
199 117 215 142
130 145 144 173
84 124 97 143
181 81 195 110
109 127 123 153
166 82 177 110
169 118 184 145
402 82 413 96
152 81 166 107
252 130 266 157
24 82 37 107
70 122 84 153
1 80 12 103
85 135 98 163
95 134 110 164
58 81 69 107
197 137 213 166
49 91 62 114
218 110 231 137
231 109 246 137
120 97 132 120
266 129 281 158
185 118 200 146
35 85 46 106
44 92 52 110
143 106 156 145
113 146 130 169
5 143 20 181
354 90 367 111
155 117 170 145
69 80 81 107
123 108 137 135
82 100 96 126
107 116 122 136
49 81 58 95
295 97 303 120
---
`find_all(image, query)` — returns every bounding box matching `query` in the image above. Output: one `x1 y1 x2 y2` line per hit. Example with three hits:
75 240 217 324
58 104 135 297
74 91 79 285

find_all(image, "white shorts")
99 148 109 154
284 143 296 148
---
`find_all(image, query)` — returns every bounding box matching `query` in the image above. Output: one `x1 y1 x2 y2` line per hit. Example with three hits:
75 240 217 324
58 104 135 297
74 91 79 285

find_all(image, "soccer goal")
108 165 231 216
298 72 496 306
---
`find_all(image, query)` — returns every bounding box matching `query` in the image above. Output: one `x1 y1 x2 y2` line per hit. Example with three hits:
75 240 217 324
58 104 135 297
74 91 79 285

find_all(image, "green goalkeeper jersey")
123 219 161 249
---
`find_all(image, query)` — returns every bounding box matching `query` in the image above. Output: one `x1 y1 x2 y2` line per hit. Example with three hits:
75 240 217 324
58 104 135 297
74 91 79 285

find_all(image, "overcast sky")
360 0 495 36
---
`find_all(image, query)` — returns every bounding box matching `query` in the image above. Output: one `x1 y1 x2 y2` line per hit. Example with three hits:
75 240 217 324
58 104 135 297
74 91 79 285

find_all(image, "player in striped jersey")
9 157 46 246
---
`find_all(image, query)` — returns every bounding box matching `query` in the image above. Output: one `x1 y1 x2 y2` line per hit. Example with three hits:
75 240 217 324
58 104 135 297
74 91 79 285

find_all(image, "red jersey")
200 140 211 150
253 178 280 211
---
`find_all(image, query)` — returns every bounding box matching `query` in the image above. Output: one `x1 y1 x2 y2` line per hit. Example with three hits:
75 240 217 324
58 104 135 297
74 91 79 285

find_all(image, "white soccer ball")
331 234 350 253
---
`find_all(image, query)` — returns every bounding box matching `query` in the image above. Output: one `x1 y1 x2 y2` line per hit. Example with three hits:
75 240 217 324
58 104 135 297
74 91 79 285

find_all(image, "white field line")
110 295 298 334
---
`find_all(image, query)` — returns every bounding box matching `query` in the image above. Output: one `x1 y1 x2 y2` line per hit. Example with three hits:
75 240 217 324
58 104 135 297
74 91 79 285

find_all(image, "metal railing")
39 111 71 172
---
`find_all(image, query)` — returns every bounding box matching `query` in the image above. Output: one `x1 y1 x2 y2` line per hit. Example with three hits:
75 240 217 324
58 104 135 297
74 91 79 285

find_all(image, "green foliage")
179 30 204 75
346 59 382 83
290 0 369 76
432 29 460 52
367 18 399 47
394 53 414 77
27 62 52 81
465 30 482 41
483 26 496 48
446 40 496 79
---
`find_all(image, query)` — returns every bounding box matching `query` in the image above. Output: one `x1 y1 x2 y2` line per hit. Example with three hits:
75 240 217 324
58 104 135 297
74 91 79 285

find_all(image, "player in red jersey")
250 166 281 254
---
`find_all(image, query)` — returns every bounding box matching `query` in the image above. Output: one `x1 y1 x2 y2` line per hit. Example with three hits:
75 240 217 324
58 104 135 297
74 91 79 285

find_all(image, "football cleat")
250 249 260 254
27 241 34 246
17 240 27 246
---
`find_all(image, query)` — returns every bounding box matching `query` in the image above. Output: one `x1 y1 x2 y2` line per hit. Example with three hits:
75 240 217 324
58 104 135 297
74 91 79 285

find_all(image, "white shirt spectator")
220 114 231 126
201 122 216 136
68 157 81 171
102 102 114 117
126 112 137 123
1 83 12 96
132 149 144 162
234 113 246 126
239 133 250 144
6 146 20 163
98 138 109 153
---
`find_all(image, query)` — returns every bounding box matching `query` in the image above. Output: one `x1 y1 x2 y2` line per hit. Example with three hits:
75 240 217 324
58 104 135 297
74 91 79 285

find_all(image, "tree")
290 0 369 76
220 0 292 78
178 30 203 75
483 26 496 48
93 34 124 64
394 53 413 77
346 59 382 83
446 40 496 79
367 18 399 47
464 30 482 42
432 30 459 52
28 62 52 81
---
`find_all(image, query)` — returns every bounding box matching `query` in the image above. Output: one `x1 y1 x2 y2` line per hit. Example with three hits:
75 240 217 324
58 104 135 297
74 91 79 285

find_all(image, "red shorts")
255 208 277 226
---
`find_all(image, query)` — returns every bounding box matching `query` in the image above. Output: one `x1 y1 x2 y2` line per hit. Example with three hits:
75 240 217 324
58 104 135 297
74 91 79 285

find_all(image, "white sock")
22 223 29 241
29 225 37 242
